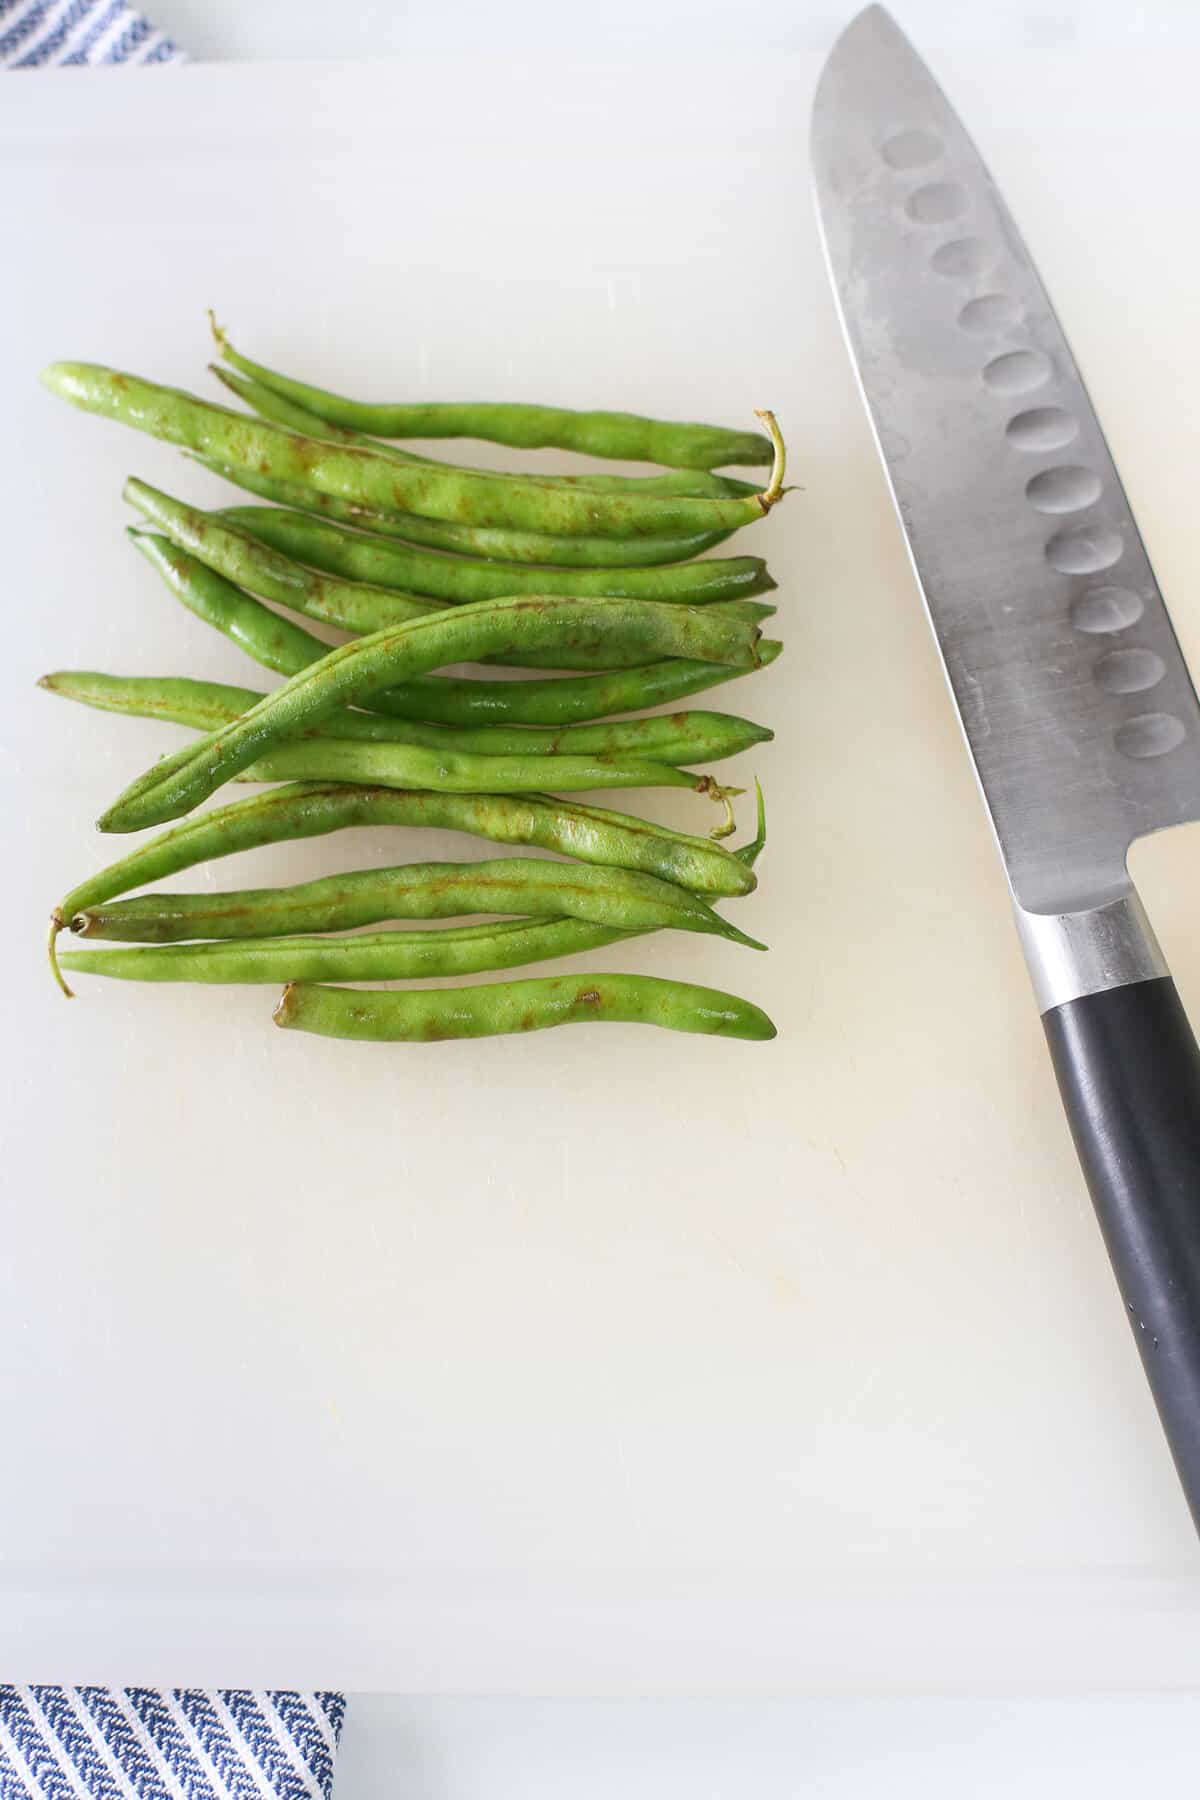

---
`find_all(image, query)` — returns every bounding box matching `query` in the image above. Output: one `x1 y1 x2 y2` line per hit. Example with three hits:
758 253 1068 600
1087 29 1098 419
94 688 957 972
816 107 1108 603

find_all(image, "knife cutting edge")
812 6 1200 1527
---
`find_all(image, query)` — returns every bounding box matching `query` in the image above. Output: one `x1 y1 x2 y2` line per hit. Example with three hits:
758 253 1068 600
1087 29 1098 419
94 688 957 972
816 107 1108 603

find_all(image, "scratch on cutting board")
828 1141 873 1215
608 1424 651 1554
705 1223 812 1310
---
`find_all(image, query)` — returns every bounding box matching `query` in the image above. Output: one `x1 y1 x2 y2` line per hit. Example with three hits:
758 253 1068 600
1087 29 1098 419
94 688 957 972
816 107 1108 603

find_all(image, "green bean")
365 641 783 727
243 737 723 800
42 362 784 537
93 726 723 818
41 670 773 765
56 780 752 917
273 973 778 1042
125 478 441 634
59 918 631 984
483 599 773 672
219 504 776 605
40 670 358 738
131 530 330 675
98 595 763 832
132 532 782 727
189 456 739 568
69 857 763 950
211 363 758 499
214 327 775 472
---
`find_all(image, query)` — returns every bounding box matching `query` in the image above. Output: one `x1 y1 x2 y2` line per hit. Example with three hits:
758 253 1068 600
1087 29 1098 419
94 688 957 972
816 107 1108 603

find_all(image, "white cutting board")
4 43 1200 1688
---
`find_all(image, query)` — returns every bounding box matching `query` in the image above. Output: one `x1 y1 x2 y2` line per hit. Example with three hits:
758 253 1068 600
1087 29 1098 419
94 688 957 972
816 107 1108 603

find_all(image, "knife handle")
1020 891 1200 1529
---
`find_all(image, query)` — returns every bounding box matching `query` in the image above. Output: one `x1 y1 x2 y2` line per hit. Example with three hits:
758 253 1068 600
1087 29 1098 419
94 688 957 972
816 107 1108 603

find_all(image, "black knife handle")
1044 975 1200 1527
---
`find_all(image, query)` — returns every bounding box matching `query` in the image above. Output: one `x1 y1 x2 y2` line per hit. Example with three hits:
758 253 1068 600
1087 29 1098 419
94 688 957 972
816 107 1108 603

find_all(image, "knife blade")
813 6 1200 1529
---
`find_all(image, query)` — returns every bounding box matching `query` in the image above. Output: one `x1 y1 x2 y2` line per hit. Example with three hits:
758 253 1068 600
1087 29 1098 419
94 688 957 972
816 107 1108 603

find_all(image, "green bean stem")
70 857 764 951
188 455 739 567
42 362 785 537
735 779 767 870
273 973 777 1042
40 671 773 765
218 504 776 605
212 323 774 472
98 595 762 833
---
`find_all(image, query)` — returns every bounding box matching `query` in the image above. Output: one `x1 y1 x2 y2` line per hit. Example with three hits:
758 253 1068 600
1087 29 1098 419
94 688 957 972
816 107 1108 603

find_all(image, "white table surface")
2 0 1200 1742
334 1692 1200 1800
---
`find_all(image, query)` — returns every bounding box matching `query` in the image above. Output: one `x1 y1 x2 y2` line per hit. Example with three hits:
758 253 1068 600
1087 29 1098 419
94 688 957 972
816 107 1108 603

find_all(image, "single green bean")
40 670 353 738
211 363 758 499
92 730 725 835
131 532 783 727
189 455 739 567
483 599 773 672
365 640 783 727
219 504 776 605
42 362 783 537
125 478 441 633
54 781 752 919
214 327 775 471
70 857 763 949
98 595 762 832
41 670 773 765
273 972 778 1042
241 737 722 801
59 918 631 984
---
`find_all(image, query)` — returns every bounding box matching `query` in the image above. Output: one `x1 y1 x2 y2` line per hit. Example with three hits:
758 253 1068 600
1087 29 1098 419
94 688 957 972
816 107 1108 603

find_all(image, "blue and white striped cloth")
2 29 350 1800
0 0 181 66
0 1691 346 1800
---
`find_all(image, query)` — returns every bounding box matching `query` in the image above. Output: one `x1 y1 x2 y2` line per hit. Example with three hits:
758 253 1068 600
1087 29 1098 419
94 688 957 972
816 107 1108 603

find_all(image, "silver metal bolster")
1013 887 1169 1015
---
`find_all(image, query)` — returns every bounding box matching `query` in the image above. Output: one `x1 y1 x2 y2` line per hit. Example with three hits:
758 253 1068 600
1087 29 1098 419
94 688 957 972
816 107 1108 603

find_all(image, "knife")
812 5 1200 1527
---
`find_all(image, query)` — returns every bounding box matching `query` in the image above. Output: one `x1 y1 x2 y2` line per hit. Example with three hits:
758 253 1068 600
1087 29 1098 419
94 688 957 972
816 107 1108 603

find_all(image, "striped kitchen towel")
0 0 182 66
0 1691 347 1800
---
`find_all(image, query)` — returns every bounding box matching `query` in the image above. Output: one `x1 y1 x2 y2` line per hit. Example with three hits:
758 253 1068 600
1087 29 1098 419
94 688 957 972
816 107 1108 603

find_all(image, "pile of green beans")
42 329 785 1043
